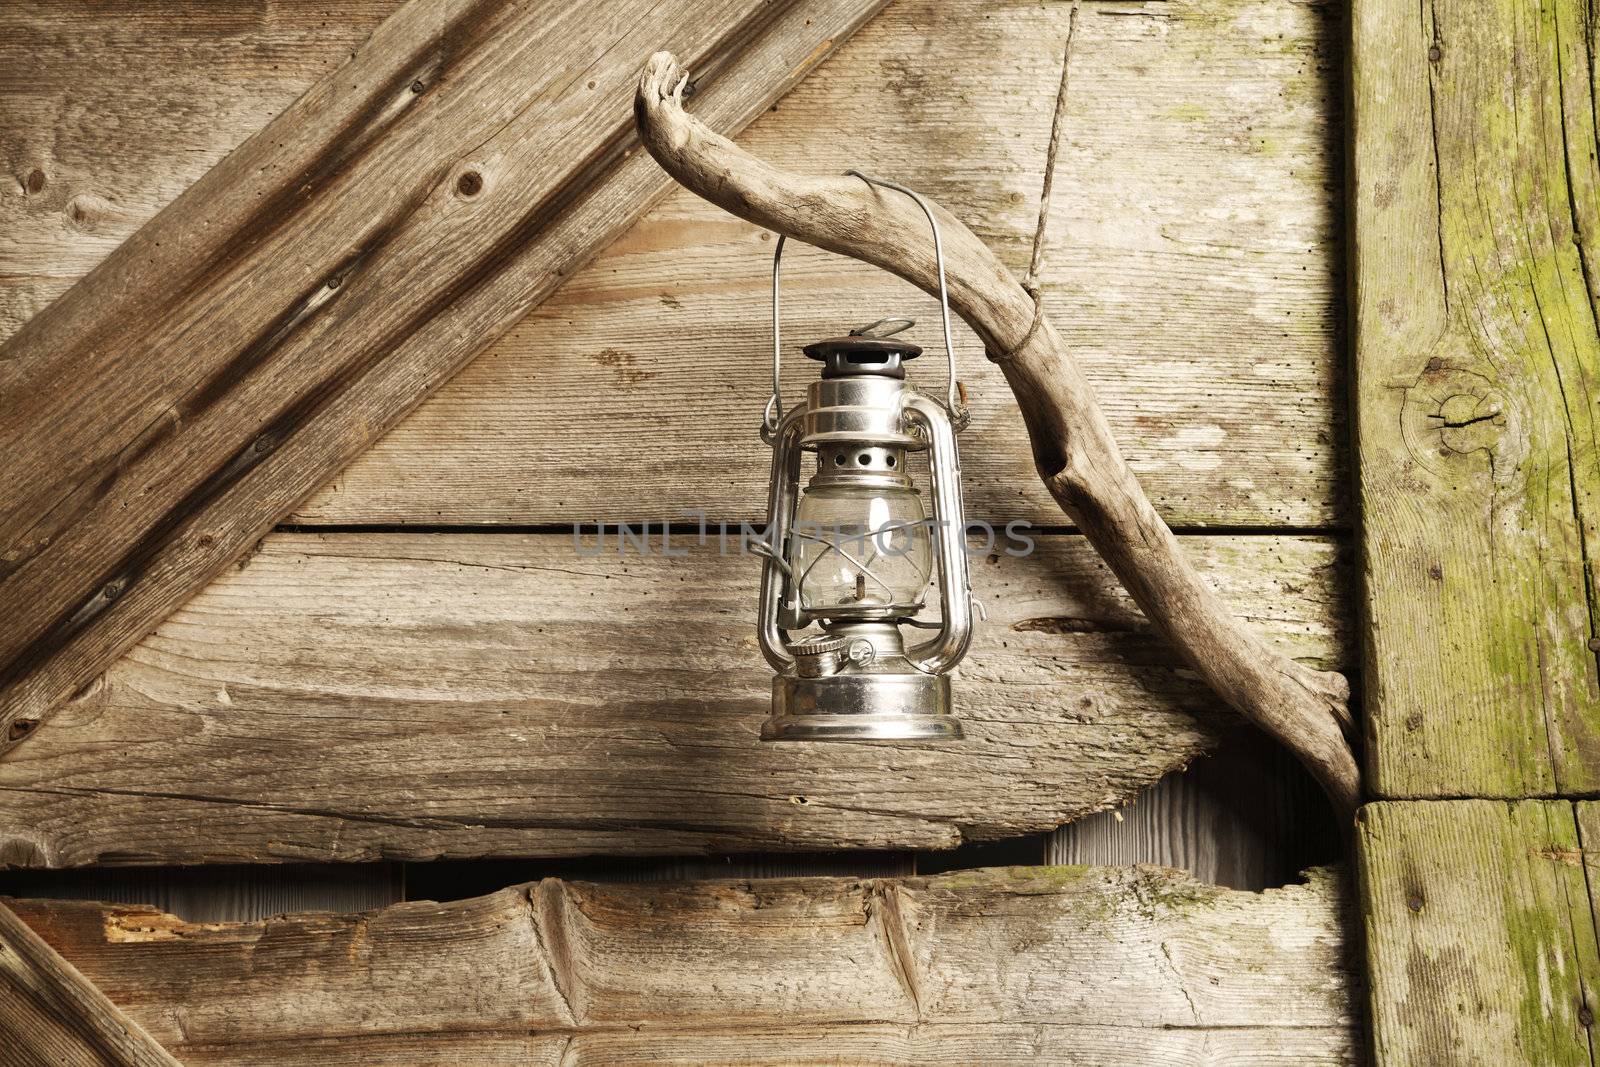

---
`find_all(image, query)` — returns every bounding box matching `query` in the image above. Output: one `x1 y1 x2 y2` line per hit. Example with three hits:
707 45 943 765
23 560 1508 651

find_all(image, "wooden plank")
1 0 1346 531
5 864 1361 1064
0 531 1348 867
1357 801 1600 1066
0 901 178 1067
1352 0 1600 795
0 0 891 753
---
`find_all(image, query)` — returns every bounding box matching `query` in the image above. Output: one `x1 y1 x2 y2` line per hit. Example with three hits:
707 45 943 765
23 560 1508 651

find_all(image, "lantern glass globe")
792 482 932 618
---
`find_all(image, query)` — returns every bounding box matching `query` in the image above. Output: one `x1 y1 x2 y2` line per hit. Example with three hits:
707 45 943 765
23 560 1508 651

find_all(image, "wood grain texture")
1050 730 1341 890
0 0 401 340
0 0 1346 531
1357 801 1600 1066
1352 0 1600 796
0 901 178 1067
6 865 1361 1065
0 0 891 754
0 532 1348 868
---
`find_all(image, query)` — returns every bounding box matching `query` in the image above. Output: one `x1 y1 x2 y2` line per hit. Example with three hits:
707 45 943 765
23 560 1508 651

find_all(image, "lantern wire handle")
844 169 968 428
763 175 971 439
747 535 793 580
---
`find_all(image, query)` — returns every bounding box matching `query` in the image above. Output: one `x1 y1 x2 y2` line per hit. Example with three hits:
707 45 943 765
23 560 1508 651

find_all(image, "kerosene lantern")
756 176 975 741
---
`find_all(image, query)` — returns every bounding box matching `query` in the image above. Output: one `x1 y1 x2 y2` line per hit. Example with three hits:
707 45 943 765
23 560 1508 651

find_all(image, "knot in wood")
1400 362 1510 473
1431 391 1505 455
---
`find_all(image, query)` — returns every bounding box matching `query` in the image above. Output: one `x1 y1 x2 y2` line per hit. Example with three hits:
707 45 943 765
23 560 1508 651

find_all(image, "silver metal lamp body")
758 360 973 741
754 172 975 742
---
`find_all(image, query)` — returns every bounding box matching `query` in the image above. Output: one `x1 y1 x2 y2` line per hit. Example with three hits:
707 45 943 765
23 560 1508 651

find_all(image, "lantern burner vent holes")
809 445 916 494
820 446 901 470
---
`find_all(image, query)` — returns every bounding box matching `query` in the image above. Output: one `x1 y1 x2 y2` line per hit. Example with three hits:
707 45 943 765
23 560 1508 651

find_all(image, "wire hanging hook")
763 234 788 437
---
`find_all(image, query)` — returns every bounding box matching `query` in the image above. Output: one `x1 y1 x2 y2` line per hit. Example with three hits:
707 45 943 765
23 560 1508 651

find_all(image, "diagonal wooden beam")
0 0 889 753
0 900 179 1067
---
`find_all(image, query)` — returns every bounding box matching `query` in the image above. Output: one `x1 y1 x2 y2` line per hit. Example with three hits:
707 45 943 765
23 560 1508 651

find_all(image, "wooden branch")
5 866 1358 1062
635 52 1361 821
0 900 179 1067
0 0 889 754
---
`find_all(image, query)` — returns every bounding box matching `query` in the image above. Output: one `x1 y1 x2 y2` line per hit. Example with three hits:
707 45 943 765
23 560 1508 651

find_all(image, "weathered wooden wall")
0 0 1346 880
0 0 1361 1058
0 0 903 752
2 0 1345 530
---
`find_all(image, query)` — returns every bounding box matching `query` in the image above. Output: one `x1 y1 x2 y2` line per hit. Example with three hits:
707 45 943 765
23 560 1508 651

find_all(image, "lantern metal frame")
756 172 975 742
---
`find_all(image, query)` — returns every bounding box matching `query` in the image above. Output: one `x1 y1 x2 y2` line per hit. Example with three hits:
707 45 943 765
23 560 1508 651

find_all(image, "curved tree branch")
635 52 1359 822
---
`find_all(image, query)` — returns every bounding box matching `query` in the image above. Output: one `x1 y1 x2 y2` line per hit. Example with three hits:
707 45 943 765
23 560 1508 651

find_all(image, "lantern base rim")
762 671 962 742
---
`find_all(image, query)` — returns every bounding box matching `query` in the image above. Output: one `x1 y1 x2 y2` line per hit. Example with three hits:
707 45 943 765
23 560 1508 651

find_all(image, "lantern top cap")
802 336 922 380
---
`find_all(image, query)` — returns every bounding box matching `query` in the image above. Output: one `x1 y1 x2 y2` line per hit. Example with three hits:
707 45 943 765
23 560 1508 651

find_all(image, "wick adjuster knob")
788 635 850 678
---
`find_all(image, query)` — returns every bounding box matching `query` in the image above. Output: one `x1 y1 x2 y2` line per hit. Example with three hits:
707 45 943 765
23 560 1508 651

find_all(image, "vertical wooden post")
1358 802 1599 1062
1351 0 1600 1058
